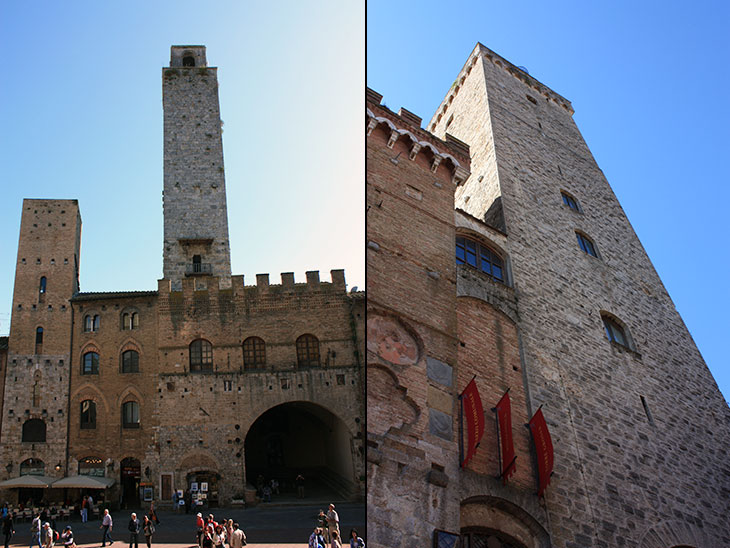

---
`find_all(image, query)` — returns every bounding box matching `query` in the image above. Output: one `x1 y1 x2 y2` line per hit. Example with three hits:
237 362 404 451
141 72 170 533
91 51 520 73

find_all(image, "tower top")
169 46 207 68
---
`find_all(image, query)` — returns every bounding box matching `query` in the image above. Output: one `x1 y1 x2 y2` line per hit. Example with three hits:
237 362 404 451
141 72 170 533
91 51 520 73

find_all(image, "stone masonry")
368 43 730 548
163 46 232 289
0 46 364 509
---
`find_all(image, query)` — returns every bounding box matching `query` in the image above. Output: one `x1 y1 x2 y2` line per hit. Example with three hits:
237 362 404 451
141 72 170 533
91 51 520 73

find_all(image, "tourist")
30 512 43 548
326 504 340 540
202 523 214 548
128 513 140 548
61 526 74 548
212 524 225 548
317 510 329 543
330 530 342 548
262 485 271 503
2 511 14 548
100 509 114 547
229 523 246 548
348 529 364 548
42 522 54 548
295 473 305 498
142 516 155 548
224 519 233 544
195 512 205 548
80 497 88 524
148 502 160 526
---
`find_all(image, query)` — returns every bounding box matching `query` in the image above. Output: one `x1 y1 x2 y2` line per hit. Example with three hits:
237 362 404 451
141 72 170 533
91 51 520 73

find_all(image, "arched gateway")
244 401 358 500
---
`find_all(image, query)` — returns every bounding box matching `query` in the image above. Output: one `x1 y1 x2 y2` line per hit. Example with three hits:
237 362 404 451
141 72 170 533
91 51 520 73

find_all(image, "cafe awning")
50 476 115 489
0 475 57 488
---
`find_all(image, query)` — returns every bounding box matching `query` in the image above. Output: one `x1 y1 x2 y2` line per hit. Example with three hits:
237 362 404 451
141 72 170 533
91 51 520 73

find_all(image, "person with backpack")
42 522 54 548
142 516 155 548
61 526 75 548
30 513 42 548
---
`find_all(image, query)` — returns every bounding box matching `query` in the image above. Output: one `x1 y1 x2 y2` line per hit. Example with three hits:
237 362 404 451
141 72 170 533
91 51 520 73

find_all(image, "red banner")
494 391 516 484
460 378 485 468
528 408 554 497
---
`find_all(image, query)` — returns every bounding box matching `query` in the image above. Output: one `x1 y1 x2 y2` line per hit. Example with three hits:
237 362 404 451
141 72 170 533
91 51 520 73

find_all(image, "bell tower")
162 45 232 289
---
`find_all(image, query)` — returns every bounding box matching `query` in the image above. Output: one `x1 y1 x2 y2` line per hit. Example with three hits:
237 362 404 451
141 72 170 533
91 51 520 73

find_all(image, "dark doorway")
120 457 141 508
244 402 355 500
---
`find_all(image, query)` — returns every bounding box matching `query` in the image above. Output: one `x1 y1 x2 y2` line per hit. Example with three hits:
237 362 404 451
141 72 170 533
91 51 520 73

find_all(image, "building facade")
0 45 365 508
366 43 730 548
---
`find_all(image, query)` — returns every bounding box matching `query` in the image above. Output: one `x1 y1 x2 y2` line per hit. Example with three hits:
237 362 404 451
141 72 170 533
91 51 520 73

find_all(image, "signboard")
200 482 208 492
177 489 184 499
528 407 554 497
190 482 198 492
459 378 485 468
493 391 516 484
143 487 153 502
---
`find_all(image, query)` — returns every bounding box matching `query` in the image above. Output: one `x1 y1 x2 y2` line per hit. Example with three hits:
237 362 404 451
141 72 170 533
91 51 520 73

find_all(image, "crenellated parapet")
366 89 471 185
157 269 351 318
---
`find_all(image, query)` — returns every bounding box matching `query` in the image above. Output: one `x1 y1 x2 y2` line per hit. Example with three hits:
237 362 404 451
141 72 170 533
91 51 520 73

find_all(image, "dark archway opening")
120 457 140 509
244 402 355 501
183 55 195 67
186 471 220 508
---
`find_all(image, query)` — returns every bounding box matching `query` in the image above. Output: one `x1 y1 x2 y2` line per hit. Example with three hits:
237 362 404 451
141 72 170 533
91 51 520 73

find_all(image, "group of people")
18 512 77 548
309 504 364 548
100 507 159 548
195 513 247 548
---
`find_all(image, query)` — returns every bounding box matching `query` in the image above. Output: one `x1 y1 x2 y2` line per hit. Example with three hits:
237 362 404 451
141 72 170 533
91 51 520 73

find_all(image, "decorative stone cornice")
366 106 470 185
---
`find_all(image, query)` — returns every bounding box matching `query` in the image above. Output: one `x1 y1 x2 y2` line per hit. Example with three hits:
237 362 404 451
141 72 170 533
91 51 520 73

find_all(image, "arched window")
456 235 505 283
78 457 104 477
39 277 47 294
82 352 99 375
121 312 139 330
561 191 581 212
243 337 266 369
602 314 631 349
121 350 139 373
576 231 598 258
122 401 140 428
296 334 320 368
190 339 213 372
22 419 46 442
182 55 195 67
84 314 100 332
80 400 96 429
20 458 45 476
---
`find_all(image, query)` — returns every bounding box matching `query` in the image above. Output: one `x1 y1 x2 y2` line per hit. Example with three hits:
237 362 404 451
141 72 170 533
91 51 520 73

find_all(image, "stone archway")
244 401 356 500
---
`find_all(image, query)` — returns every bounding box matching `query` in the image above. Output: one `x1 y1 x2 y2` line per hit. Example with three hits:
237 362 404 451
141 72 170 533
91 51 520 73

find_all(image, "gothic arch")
80 341 101 355
460 496 550 548
639 520 715 548
177 450 220 477
119 338 143 356
117 385 144 408
71 382 111 414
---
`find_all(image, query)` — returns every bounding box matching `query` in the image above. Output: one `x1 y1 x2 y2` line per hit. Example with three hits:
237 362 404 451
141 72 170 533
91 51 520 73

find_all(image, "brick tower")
367 43 730 548
0 199 81 478
162 46 232 289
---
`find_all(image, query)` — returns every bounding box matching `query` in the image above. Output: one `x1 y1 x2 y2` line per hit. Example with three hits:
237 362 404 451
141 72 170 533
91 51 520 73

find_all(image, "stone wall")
162 45 231 289
427 43 730 547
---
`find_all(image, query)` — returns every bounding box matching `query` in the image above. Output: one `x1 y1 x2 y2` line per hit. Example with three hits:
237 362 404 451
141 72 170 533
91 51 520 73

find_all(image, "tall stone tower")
162 46 232 289
367 43 730 548
0 199 81 478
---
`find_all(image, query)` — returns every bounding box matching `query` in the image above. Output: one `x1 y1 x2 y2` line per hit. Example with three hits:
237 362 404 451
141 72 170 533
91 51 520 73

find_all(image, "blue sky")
368 1 730 404
0 1 364 334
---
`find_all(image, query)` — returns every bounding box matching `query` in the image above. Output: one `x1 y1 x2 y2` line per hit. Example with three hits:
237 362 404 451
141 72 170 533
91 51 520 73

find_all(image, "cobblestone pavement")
6 502 366 548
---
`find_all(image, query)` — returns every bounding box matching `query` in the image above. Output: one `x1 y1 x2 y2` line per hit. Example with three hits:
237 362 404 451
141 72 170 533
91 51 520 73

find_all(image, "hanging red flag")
528 407 554 497
493 391 516 484
459 378 485 468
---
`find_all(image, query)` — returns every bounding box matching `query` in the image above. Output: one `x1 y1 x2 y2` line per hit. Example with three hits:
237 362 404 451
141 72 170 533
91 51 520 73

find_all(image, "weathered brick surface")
0 200 81 491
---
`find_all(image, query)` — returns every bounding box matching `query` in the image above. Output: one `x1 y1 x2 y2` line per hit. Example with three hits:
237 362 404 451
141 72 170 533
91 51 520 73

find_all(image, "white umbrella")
50 476 115 489
0 475 57 488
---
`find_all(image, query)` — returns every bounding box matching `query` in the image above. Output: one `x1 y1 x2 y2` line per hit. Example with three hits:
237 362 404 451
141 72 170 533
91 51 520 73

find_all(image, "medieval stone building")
0 45 365 509
366 43 730 547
